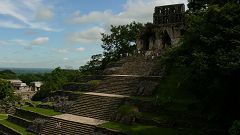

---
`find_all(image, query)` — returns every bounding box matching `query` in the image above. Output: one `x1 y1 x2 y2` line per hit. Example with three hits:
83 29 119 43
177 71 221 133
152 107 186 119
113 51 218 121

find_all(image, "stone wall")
15 91 36 100
153 4 185 25
137 4 185 52
137 24 184 52
0 124 21 135
7 115 32 128
15 108 49 121
49 91 80 101
63 82 94 92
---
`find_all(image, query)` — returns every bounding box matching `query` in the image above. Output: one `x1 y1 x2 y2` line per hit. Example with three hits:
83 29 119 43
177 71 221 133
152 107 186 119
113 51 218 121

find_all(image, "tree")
79 54 103 75
79 22 144 74
18 74 44 85
32 67 81 100
32 67 67 100
188 0 240 11
0 79 14 100
165 3 240 123
101 22 144 65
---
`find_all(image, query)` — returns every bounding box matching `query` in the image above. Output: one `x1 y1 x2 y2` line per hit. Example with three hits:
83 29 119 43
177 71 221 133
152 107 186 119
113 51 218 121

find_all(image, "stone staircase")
7 115 32 128
0 108 50 135
41 116 96 135
104 56 156 75
68 93 124 121
41 56 161 135
95 76 140 95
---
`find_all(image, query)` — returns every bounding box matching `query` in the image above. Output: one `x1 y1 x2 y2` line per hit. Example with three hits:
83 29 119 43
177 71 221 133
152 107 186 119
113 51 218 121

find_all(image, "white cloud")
0 39 28 46
36 8 54 21
69 27 105 44
76 47 85 52
67 0 187 44
70 10 112 24
56 48 69 53
31 37 49 45
0 37 49 50
0 20 25 29
0 0 57 31
69 0 188 26
63 58 69 61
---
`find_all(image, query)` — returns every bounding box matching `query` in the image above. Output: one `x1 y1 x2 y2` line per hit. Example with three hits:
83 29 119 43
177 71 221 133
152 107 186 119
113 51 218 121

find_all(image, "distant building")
8 79 29 91
30 81 43 91
7 79 43 100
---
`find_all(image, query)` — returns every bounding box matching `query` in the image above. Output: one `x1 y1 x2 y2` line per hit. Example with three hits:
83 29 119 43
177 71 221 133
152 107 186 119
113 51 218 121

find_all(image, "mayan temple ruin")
0 4 189 135
0 3 220 135
137 4 185 52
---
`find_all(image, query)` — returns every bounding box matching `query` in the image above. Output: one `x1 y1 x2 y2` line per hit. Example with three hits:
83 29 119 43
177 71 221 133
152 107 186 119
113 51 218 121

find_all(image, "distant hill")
0 67 53 74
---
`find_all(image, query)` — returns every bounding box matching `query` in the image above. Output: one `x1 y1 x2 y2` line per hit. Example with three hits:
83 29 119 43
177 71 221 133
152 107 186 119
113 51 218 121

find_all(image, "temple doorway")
162 30 171 49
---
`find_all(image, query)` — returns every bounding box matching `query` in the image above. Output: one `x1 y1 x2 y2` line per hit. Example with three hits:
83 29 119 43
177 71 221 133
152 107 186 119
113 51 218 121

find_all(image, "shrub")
229 120 240 135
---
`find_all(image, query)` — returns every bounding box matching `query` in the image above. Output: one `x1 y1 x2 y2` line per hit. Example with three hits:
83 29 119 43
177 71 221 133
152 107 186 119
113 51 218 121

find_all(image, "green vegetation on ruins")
0 113 34 135
101 122 204 135
0 114 7 120
22 105 62 116
0 119 35 135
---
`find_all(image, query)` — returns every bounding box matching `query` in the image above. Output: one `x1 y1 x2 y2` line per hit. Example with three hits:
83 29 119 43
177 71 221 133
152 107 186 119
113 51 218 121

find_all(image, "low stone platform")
53 114 108 126
84 92 129 98
102 75 162 78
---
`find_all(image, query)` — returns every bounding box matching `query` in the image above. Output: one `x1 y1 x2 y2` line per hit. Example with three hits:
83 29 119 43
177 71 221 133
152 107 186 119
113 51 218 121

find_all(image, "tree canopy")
0 70 17 79
162 2 240 123
188 0 240 10
79 22 144 74
0 79 14 100
79 54 103 75
32 67 81 100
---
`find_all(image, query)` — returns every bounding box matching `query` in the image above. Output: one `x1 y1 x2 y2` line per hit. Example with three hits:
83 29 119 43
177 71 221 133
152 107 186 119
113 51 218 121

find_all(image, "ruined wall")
153 4 185 25
137 4 185 52
15 91 36 100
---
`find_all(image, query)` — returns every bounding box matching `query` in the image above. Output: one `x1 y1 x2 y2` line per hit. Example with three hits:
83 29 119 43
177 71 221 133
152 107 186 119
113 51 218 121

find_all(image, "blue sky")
0 0 187 69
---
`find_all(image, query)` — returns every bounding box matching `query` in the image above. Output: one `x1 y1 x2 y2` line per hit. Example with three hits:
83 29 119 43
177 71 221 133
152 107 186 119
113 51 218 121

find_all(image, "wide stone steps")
102 76 140 81
41 117 95 135
68 94 124 121
7 115 32 128
98 79 139 86
94 77 141 95
103 56 155 75
96 84 136 90
95 87 137 95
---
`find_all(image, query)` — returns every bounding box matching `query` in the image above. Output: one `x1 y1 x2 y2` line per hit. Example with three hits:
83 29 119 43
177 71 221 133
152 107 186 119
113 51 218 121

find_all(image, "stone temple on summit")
137 4 185 52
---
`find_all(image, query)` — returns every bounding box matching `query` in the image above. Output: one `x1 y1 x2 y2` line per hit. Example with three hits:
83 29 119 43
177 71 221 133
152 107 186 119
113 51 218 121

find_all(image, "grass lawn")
0 114 8 120
0 119 35 135
101 122 204 135
22 105 62 116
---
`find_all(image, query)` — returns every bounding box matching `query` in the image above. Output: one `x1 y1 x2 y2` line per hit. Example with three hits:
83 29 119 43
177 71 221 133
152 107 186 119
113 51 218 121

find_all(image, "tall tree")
101 22 144 65
165 3 240 123
188 0 240 11
0 79 14 100
79 22 144 74
32 67 70 100
79 54 103 75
